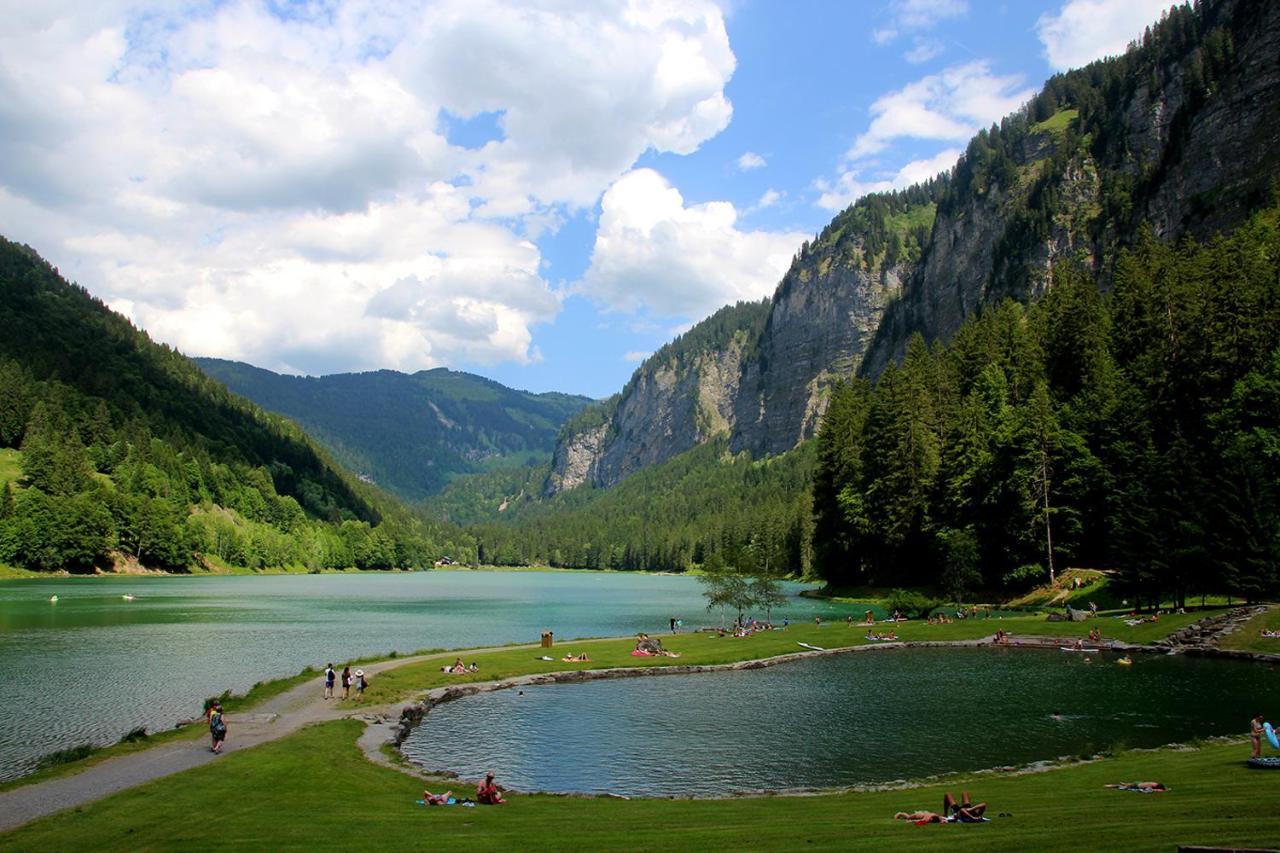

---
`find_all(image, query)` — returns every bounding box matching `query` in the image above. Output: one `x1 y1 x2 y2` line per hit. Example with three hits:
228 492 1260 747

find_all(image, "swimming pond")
400 647 1280 796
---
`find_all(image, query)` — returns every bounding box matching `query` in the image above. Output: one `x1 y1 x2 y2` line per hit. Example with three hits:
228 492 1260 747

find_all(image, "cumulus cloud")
577 169 806 318
1037 0 1174 71
737 151 766 170
0 0 736 374
816 148 960 211
848 60 1034 159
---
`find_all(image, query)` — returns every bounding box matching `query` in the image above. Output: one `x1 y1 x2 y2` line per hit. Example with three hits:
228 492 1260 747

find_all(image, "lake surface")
0 572 829 781
401 647 1280 796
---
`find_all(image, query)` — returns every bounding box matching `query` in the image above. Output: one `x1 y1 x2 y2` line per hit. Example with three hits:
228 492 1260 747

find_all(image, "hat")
355 669 364 677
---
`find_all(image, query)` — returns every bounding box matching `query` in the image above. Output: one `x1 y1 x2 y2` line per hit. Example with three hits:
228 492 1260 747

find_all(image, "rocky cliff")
549 0 1280 494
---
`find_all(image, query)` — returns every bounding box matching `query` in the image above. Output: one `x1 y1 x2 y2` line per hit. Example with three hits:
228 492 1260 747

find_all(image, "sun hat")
355 669 364 677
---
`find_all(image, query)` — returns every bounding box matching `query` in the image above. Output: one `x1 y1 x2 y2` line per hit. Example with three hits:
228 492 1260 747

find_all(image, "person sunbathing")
423 788 454 805
562 653 591 662
894 810 945 823
1105 781 1168 792
944 791 987 821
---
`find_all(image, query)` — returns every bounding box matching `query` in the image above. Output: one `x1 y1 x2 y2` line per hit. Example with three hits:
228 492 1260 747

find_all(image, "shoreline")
0 564 715 582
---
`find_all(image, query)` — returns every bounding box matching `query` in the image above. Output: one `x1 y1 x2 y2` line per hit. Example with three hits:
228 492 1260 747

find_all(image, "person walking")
341 666 352 700
209 701 227 754
324 664 336 699
355 670 368 701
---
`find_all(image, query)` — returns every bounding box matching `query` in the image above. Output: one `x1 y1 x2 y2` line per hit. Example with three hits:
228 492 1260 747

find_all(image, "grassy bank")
4 719 1277 852
1217 605 1280 655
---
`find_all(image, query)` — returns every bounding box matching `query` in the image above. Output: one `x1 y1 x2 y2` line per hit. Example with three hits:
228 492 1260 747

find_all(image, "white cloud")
1037 0 1174 71
848 60 1034 159
0 0 736 375
816 148 960 211
754 189 782 210
577 168 806 318
874 0 968 45
904 37 944 64
737 151 766 170
623 350 651 362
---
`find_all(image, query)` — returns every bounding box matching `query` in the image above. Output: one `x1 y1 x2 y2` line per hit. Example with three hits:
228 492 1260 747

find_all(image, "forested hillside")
0 238 476 572
814 204 1280 604
431 439 814 573
196 358 592 502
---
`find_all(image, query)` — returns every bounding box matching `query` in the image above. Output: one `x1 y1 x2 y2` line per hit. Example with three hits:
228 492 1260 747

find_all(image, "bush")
36 743 97 769
885 589 944 618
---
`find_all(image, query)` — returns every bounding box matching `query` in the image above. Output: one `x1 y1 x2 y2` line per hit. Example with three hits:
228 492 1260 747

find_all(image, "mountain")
547 0 1280 495
195 358 593 503
0 238 475 572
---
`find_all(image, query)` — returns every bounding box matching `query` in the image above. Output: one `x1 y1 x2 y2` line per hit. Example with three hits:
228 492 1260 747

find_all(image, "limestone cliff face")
544 422 607 494
731 253 910 457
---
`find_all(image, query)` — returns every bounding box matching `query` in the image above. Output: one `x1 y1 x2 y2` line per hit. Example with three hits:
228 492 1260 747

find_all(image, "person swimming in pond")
476 771 505 805
1051 710 1063 721
423 788 454 805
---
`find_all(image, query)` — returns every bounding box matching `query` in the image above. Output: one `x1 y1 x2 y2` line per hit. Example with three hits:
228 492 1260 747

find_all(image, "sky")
0 0 1177 398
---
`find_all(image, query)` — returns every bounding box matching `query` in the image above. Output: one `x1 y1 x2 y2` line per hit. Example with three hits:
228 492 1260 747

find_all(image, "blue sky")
0 0 1174 398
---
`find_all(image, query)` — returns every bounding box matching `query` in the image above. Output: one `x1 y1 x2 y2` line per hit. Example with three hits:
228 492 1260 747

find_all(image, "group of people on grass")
633 633 681 656
324 664 369 700
442 658 479 675
423 771 507 807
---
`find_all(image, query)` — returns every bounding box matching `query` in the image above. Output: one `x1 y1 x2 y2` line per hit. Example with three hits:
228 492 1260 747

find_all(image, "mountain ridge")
196 357 593 503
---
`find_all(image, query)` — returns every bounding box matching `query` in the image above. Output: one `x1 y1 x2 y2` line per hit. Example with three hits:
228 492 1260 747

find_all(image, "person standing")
669 616 676 633
815 615 822 629
324 664 336 699
355 670 368 701
209 701 227 754
341 666 352 700
1251 713 1266 758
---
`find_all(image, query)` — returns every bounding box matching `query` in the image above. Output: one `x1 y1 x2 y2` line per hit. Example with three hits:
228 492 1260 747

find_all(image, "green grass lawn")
4 719 1277 852
1032 108 1079 137
365 612 1215 704
1218 605 1280 654
0 447 20 487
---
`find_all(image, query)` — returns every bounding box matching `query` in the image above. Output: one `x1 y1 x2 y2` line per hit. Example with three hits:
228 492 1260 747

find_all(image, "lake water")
0 572 828 781
401 647 1280 796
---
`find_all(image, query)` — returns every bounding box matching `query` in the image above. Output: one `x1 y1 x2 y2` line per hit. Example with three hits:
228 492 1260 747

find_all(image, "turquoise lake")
401 647 1280 796
0 571 828 781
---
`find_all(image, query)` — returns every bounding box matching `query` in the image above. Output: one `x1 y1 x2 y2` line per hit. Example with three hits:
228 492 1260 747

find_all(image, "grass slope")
3 719 1277 852
1218 605 1280 654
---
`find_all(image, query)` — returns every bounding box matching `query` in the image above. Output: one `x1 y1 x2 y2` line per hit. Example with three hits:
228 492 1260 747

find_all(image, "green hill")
196 358 593 503
0 237 475 572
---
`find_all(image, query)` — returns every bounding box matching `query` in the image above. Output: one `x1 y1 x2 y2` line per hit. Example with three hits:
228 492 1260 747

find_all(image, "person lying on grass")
423 789 454 805
895 791 988 824
1105 781 1168 792
562 653 591 662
